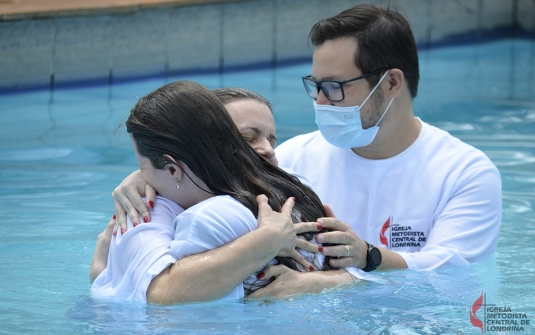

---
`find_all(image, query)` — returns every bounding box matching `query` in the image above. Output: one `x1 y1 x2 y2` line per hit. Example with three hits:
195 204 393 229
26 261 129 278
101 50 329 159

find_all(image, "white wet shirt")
275 119 502 271
168 195 332 298
91 196 184 301
91 194 332 302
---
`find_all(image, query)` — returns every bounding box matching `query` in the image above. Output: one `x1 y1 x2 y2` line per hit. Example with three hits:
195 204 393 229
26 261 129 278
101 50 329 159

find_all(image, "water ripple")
0 148 73 161
489 151 535 166
434 122 476 131
0 169 106 189
502 195 534 214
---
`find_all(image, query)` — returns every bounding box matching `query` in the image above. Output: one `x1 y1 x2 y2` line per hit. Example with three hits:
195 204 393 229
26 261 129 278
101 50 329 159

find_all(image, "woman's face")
224 99 278 166
132 139 181 204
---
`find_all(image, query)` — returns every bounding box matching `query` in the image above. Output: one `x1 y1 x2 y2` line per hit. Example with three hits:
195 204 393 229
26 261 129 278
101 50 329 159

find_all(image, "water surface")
0 39 534 334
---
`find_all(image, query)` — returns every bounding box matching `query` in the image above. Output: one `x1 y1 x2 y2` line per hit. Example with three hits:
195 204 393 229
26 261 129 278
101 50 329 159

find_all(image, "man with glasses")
274 4 502 276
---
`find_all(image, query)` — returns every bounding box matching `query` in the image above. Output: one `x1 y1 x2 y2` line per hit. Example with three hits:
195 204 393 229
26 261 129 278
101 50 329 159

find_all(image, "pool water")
0 39 534 334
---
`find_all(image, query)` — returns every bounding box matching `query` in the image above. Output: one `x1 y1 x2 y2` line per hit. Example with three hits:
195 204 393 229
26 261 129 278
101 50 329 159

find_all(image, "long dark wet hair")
126 81 334 292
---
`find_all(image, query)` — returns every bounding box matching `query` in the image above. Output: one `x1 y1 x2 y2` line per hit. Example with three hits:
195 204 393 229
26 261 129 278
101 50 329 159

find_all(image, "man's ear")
385 68 404 99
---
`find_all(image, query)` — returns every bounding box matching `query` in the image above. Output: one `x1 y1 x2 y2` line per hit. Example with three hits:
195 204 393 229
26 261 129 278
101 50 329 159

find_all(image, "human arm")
247 265 355 299
111 170 156 232
146 195 321 304
315 214 408 270
89 215 115 283
282 204 407 271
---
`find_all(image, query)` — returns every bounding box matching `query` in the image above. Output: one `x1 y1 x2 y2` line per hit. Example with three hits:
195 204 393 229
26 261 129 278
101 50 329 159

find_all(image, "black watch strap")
362 242 382 272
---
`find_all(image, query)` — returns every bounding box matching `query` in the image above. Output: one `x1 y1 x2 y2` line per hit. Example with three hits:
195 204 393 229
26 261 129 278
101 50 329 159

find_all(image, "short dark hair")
309 4 420 98
213 87 273 113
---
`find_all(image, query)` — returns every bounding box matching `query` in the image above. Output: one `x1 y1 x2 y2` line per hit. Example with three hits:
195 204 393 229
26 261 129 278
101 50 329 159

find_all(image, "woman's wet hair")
213 87 273 113
126 81 334 293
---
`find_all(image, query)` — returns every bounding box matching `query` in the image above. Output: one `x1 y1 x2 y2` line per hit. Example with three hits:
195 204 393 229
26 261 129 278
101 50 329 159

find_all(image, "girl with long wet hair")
92 81 335 303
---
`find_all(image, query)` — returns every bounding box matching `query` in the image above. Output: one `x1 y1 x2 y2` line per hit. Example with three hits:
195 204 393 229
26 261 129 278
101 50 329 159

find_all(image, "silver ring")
345 245 350 257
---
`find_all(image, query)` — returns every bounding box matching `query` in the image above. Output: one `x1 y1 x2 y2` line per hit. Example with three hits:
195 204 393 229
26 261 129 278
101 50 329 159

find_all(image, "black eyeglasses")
302 68 391 102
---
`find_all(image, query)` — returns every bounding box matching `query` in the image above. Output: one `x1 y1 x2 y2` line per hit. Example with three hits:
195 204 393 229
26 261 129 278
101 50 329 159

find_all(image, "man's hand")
247 265 355 299
315 213 369 269
256 195 321 271
316 204 407 270
111 170 157 234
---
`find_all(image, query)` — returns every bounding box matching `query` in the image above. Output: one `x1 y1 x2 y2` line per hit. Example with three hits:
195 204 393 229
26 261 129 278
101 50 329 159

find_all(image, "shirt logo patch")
380 217 391 247
379 216 427 249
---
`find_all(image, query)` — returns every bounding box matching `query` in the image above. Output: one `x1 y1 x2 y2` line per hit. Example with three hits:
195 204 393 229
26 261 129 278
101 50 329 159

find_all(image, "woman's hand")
247 265 355 299
111 170 157 234
255 195 321 271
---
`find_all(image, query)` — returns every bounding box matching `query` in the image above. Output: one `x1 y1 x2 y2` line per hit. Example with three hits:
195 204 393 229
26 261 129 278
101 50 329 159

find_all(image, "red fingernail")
143 216 149 223
318 246 323 252
133 222 138 227
112 229 117 236
112 214 116 220
291 197 296 201
317 223 323 231
121 228 125 235
309 266 314 271
149 201 154 209
256 271 265 279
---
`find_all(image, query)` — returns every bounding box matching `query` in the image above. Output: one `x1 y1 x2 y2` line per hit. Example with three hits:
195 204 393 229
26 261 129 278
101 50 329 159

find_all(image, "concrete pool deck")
0 0 232 20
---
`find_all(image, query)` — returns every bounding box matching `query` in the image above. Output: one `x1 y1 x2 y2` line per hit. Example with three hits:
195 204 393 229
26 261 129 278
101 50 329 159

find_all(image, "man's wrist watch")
362 242 382 272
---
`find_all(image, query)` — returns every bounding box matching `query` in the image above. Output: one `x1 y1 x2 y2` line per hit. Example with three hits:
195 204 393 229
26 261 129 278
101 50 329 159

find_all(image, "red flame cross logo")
471 292 484 334
379 217 391 247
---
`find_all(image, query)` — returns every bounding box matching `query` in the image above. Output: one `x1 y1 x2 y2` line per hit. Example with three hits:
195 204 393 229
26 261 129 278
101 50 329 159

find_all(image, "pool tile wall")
481 0 513 30
430 1 481 42
0 0 532 93
168 5 221 72
112 9 169 80
275 0 328 62
0 20 54 90
223 1 273 69
518 0 535 33
54 16 113 85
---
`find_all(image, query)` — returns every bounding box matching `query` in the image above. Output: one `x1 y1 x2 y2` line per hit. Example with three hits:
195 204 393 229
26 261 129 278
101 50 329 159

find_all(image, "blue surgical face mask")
314 71 394 149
